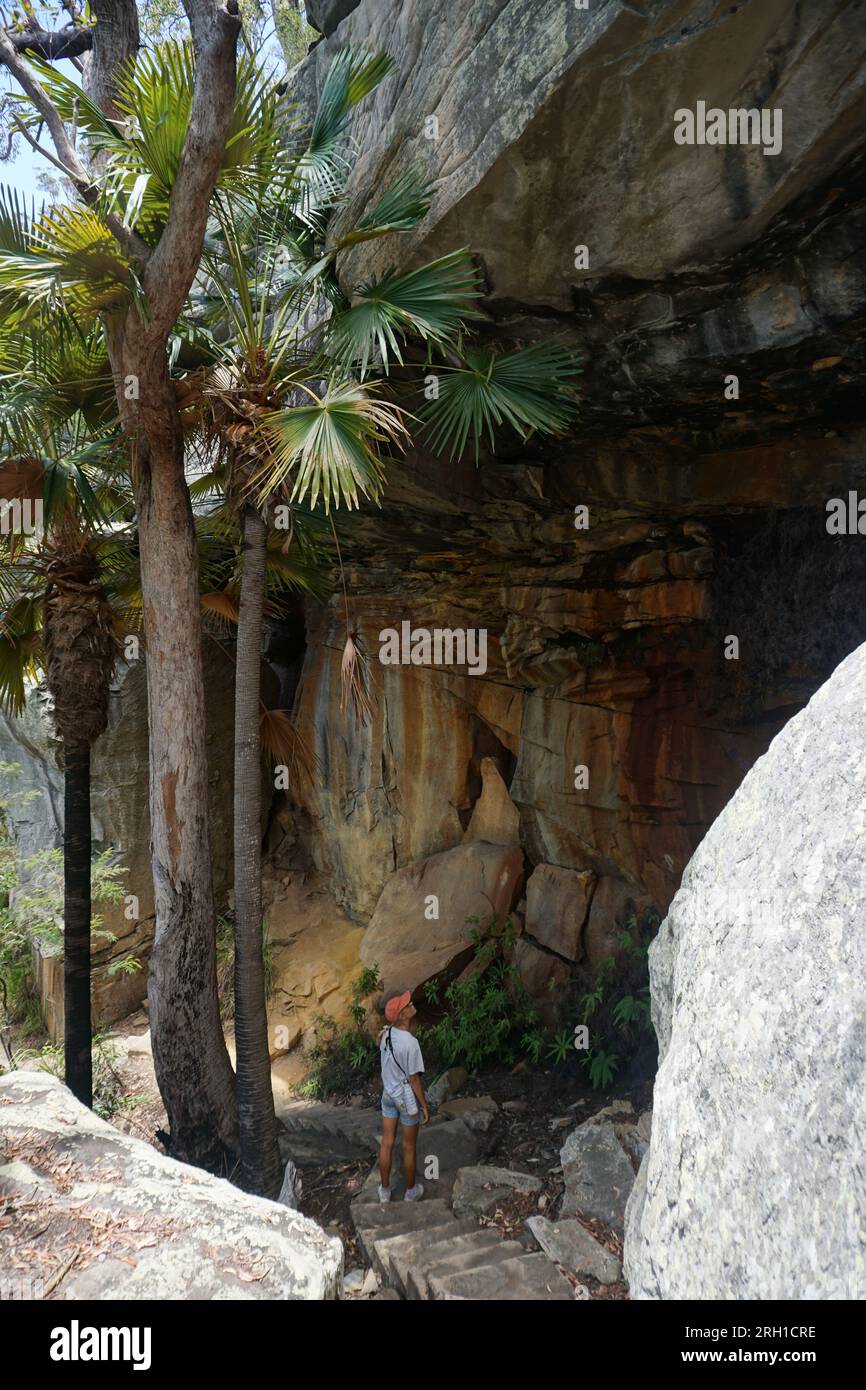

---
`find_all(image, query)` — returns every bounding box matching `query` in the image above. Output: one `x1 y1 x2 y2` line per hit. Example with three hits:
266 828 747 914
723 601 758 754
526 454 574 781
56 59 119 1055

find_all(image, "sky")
2 1 84 202
2 3 296 201
5 65 78 202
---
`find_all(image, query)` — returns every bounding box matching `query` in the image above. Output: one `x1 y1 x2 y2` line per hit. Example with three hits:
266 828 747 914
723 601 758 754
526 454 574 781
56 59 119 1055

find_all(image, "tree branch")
11 113 74 181
1 24 92 60
0 28 151 267
143 0 242 336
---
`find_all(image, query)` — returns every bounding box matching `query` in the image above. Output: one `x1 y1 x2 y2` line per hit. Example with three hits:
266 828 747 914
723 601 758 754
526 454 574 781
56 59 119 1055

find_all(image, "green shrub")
417 919 542 1074
298 964 382 1099
11 1031 140 1119
0 766 128 1035
567 907 660 1089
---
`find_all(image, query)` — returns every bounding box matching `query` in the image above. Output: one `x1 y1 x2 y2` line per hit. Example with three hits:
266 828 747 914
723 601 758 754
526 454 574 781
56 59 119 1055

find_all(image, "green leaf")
0 198 132 325
421 340 581 462
335 166 435 247
328 249 481 377
257 381 409 513
300 48 394 206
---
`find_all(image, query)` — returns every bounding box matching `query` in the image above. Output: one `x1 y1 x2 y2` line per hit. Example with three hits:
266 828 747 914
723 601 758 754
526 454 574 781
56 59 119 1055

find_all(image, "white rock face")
624 642 866 1299
0 1071 342 1300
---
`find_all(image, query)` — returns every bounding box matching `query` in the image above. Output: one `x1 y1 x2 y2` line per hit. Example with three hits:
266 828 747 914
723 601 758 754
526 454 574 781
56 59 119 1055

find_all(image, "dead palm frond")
340 629 374 727
200 587 241 629
259 707 321 786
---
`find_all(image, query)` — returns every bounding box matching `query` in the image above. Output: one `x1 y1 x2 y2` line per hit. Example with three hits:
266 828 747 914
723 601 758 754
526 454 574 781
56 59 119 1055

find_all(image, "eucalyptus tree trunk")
94 0 243 1172
233 503 281 1196
2 0 245 1172
63 744 92 1107
122 347 239 1171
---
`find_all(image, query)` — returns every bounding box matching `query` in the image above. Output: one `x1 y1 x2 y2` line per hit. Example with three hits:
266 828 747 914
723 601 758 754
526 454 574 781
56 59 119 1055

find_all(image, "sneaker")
377 1185 391 1203
404 1183 424 1202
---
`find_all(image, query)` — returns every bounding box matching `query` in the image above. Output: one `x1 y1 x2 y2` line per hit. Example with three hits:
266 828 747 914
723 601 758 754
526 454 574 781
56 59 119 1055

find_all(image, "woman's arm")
409 1072 429 1123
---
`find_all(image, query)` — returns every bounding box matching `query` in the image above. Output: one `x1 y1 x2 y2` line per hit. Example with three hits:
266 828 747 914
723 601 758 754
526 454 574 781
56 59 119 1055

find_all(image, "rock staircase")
277 1099 382 1154
276 1097 575 1300
351 1200 573 1300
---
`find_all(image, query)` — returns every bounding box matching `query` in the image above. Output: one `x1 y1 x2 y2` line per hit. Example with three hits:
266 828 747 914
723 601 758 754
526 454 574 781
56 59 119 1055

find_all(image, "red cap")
384 990 411 1024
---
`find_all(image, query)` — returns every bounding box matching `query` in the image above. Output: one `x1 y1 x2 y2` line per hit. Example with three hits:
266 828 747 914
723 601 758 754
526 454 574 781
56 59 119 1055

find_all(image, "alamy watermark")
0 496 43 536
826 492 866 534
378 621 488 677
674 101 782 157
49 1321 152 1371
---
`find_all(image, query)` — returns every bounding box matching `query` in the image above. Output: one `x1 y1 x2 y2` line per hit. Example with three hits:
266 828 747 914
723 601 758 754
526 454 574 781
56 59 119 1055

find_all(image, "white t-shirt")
380 1026 424 1101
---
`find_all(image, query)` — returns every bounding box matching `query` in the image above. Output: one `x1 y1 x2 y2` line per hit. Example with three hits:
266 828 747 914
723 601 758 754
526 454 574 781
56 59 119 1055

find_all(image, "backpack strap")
385 1027 411 1083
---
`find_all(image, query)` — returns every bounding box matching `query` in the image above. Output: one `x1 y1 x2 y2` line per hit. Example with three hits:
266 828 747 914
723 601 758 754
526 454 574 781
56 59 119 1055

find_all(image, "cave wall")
289 430 866 933
285 0 866 986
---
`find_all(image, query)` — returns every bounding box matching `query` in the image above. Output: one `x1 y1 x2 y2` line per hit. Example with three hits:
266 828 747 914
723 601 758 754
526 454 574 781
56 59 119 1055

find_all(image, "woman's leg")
401 1120 419 1191
379 1115 398 1188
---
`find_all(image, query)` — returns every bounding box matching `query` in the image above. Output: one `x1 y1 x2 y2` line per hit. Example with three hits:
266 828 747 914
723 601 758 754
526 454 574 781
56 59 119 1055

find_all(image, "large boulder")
624 641 866 1300
304 0 360 37
360 839 525 995
451 1164 543 1219
524 862 596 961
0 1071 342 1299
297 0 866 436
561 1120 636 1233
303 1 866 303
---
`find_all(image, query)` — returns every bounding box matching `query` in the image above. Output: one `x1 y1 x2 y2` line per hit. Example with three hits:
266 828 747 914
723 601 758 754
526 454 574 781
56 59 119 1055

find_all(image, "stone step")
353 1165 407 1204
370 1219 480 1290
354 1117 480 1205
406 1238 528 1301
371 1288 403 1300
276 1101 382 1152
278 1101 342 1128
395 1228 500 1300
277 1130 372 1168
428 1252 575 1301
369 1220 463 1282
351 1199 455 1262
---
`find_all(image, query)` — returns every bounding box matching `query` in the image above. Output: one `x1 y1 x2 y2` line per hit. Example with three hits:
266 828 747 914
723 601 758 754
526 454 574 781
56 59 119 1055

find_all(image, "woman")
377 990 429 1202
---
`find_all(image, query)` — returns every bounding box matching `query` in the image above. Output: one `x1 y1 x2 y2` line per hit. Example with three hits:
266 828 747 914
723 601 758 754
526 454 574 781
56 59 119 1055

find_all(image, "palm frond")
201 589 240 626
0 185 39 256
0 199 132 324
259 708 321 781
264 530 329 599
340 630 374 725
256 381 409 513
0 596 41 716
420 341 582 461
327 250 481 377
336 166 435 248
298 48 394 209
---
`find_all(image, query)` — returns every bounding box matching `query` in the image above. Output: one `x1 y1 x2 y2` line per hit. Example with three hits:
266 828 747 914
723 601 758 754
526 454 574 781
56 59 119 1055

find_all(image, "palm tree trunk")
234 503 281 1196
64 743 92 1107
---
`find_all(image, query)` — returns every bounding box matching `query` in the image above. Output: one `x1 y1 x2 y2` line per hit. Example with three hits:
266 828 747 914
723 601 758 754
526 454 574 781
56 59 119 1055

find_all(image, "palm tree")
0 319 127 1105
0 41 288 1167
173 46 582 1194
0 37 581 1185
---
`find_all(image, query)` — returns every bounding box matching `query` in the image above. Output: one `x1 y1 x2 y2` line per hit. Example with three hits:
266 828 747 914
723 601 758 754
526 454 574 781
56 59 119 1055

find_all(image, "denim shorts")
381 1089 419 1125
